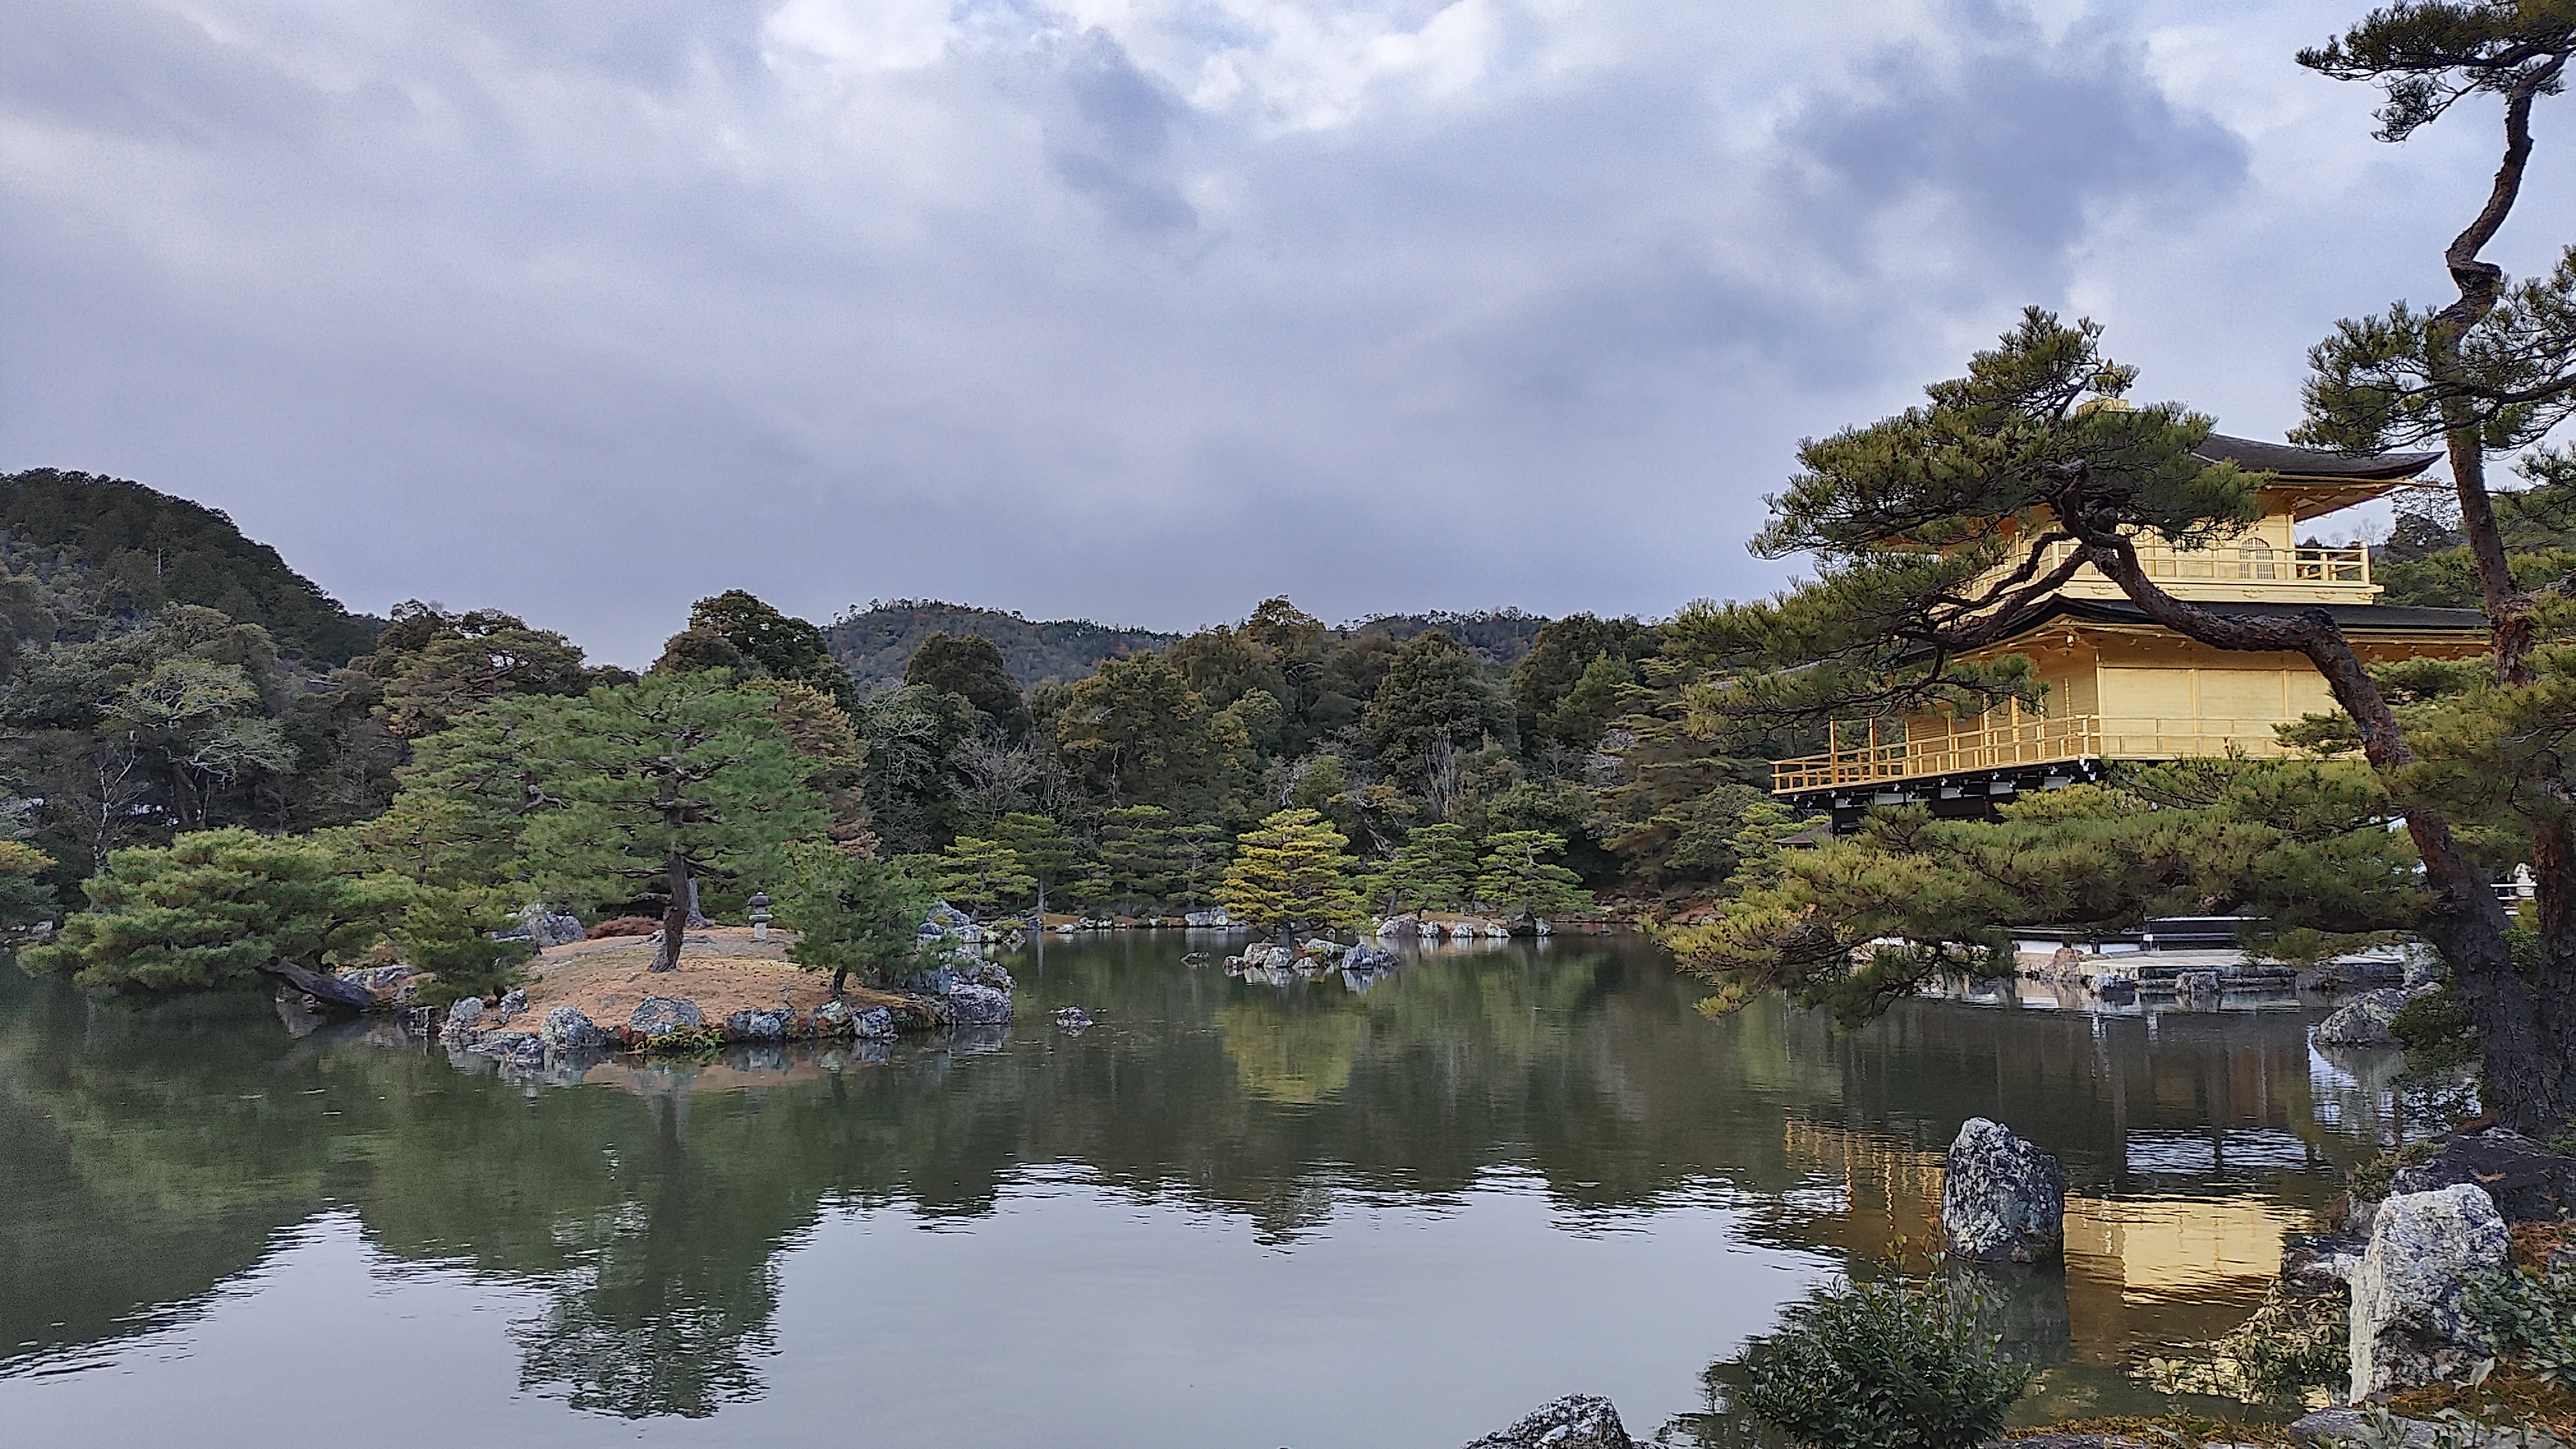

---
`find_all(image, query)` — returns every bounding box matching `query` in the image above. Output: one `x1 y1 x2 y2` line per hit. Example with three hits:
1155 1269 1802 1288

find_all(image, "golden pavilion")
1770 434 2490 827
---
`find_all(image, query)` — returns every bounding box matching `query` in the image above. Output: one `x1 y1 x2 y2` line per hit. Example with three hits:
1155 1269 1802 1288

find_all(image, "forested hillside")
7 471 1786 986
1 470 379 664
830 600 1551 693
828 601 1179 692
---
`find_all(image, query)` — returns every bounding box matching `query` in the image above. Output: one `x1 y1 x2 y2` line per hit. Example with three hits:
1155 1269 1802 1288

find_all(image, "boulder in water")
1462 1395 1636 1449
2315 987 2412 1047
1941 1117 2065 1264
539 1006 602 1051
948 983 1012 1027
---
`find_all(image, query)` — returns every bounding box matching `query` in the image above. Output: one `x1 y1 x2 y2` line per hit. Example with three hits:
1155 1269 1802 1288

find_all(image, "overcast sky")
7 1 2573 667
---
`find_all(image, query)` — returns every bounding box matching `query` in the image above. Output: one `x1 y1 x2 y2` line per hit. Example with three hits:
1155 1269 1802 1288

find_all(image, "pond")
0 933 2412 1446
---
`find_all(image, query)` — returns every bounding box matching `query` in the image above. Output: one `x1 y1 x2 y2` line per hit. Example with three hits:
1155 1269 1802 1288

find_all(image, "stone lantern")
748 891 773 942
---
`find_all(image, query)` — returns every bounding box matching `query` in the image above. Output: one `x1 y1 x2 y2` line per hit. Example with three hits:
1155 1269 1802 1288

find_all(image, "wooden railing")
1771 712 2296 793
2027 539 2370 589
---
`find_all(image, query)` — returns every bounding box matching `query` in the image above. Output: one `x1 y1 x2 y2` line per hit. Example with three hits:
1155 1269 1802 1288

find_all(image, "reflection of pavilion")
1772 1119 2310 1371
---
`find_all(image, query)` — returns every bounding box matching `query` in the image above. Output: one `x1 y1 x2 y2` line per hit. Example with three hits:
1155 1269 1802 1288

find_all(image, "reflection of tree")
510 1098 775 1419
3 933 2372 1427
1215 1000 1362 1103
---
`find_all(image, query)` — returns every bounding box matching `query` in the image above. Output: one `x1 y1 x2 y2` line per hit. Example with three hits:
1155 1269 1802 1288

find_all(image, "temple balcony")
2005 537 2374 604
1770 711 2296 797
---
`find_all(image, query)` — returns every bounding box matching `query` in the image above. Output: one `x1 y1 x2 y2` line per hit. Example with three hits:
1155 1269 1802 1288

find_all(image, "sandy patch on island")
518 925 909 1027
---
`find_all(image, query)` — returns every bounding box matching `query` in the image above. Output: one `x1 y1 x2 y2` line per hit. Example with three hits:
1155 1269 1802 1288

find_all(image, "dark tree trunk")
652 848 688 972
259 960 374 1013
2078 528 2572 1130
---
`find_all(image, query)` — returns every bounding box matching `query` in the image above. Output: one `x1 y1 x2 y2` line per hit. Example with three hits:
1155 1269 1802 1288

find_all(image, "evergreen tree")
1473 831 1591 921
23 827 402 994
1167 822 1230 909
1360 631 1514 816
905 632 1031 741
355 601 595 739
518 673 825 972
0 839 56 930
1216 808 1366 940
1380 822 1476 915
668 590 857 712
774 841 939 993
1097 804 1175 916
995 812 1080 914
937 836 1034 917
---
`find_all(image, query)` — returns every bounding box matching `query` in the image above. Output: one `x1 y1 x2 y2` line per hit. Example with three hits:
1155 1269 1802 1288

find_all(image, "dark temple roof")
2191 433 2441 481
2031 597 2487 634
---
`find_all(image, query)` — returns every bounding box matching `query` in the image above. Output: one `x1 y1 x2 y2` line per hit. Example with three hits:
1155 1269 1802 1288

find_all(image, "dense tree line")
10 502 1760 994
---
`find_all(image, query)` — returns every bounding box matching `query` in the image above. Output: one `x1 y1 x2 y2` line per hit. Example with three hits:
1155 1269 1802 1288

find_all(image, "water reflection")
0 937 2414 1443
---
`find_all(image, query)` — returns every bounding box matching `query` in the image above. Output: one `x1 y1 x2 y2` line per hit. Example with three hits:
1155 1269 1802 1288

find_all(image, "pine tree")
1167 822 1230 909
1380 822 1476 915
995 812 1080 914
775 841 939 993
518 672 825 972
1474 831 1591 922
1216 808 1366 940
937 836 1034 917
1097 804 1174 915
24 827 404 993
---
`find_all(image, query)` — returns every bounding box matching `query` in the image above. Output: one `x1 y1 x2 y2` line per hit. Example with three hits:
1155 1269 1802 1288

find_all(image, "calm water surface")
0 934 2412 1446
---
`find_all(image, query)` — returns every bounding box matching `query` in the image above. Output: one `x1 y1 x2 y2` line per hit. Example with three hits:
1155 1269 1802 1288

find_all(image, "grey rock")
1055 1006 1094 1032
1344 946 1397 971
815 1000 853 1033
2290 1408 2442 1449
947 983 1012 1027
1942 1117 2066 1264
334 965 423 999
1239 942 1296 971
1378 914 1419 940
1302 937 1346 957
1183 908 1230 928
2349 1183 2510 1399
1462 1393 1636 1449
2281 1232 2367 1298
475 1032 546 1071
440 995 488 1045
2390 1126 2576 1224
627 995 705 1038
726 1008 789 1041
852 1006 896 1041
494 988 528 1020
2174 968 2223 997
515 905 585 949
2316 988 2413 1047
2403 942 2447 990
539 1006 602 1051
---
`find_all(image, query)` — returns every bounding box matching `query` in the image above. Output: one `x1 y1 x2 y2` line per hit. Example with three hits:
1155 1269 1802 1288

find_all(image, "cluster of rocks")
437 975 990 1070
1376 914 1545 940
1222 937 1400 985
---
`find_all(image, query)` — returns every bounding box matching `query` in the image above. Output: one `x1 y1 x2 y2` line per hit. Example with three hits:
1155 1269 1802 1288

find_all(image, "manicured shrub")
1735 1271 2030 1449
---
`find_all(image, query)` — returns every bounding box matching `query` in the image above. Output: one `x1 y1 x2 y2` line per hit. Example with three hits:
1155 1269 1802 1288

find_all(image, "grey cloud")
1777 3 2250 309
0 1 2353 666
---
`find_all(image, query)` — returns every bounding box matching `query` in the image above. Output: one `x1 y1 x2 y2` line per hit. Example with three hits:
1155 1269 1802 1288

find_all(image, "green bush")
1735 1271 2031 1449
2391 985 2478 1071
2469 1264 2576 1393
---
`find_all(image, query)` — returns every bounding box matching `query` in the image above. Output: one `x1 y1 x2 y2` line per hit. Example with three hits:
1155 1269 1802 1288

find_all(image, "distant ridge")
827 600 1181 693
829 599 1553 693
1 469 379 664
